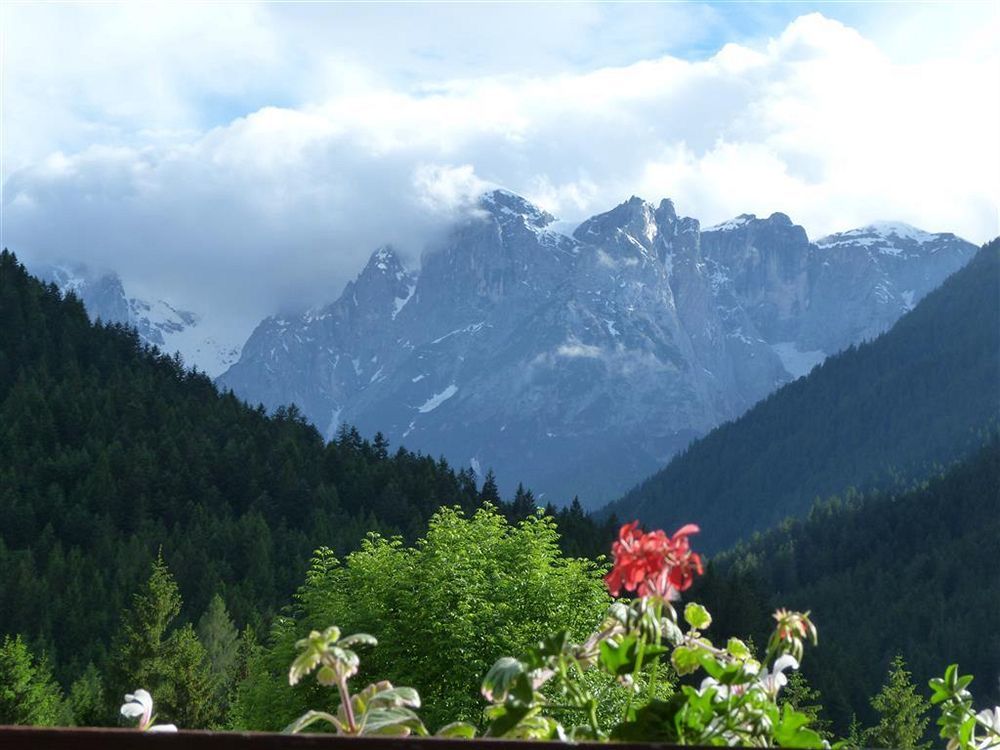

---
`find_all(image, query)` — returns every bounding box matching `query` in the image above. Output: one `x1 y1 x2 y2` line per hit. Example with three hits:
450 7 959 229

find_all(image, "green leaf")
338 633 378 649
611 695 685 743
315 665 338 687
360 706 428 736
283 709 343 734
484 703 534 737
684 602 712 631
599 635 638 675
436 721 477 739
774 705 825 749
482 657 532 704
727 637 751 660
663 618 684 645
671 645 701 676
368 686 421 709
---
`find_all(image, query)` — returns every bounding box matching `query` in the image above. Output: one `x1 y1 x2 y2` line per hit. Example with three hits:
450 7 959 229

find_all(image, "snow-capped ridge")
704 214 756 232
479 189 555 228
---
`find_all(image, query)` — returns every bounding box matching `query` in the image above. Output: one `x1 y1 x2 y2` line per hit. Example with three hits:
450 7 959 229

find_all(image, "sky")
2 1 998 344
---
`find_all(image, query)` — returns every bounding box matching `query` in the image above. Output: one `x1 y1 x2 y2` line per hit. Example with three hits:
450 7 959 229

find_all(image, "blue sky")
2 1 997 340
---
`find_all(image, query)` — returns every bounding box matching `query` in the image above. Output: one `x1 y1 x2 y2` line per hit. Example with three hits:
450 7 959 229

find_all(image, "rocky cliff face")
218 191 978 507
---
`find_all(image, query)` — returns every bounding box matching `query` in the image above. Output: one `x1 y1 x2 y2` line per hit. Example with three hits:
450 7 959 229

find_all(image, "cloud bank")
3 5 997 341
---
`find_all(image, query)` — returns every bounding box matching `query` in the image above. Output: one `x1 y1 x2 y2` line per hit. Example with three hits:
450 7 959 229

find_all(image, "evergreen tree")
480 469 501 505
159 623 219 728
67 663 105 727
108 553 181 703
864 654 931 749
108 554 219 728
0 634 64 726
196 593 239 682
843 713 865 749
780 670 833 740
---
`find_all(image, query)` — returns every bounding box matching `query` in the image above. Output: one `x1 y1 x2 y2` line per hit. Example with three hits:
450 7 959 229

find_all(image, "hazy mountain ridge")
32 261 241 377
218 190 978 506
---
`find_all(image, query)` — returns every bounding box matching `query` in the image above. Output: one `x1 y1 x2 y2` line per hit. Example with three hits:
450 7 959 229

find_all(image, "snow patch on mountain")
417 384 458 413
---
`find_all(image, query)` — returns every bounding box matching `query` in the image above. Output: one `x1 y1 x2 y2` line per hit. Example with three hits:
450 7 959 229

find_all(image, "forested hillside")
695 439 1000 734
607 239 1000 553
0 249 615 686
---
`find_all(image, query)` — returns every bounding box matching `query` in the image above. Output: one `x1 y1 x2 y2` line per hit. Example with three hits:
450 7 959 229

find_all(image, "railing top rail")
0 726 738 750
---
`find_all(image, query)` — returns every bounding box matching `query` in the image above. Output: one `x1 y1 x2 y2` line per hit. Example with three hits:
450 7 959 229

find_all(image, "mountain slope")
219 191 977 507
605 239 1000 553
697 439 1000 732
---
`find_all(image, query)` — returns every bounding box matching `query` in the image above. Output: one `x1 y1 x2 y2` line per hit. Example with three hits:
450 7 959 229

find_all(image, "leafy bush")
231 505 610 730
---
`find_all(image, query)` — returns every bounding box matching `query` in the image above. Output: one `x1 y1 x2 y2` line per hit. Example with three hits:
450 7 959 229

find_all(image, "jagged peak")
656 198 678 222
362 245 410 277
478 189 555 228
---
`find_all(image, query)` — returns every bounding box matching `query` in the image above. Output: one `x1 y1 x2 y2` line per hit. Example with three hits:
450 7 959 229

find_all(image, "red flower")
604 521 703 599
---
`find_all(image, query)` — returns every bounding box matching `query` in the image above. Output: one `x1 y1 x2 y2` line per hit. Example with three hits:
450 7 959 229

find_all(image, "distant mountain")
605 239 1000 553
32 261 240 377
219 190 978 507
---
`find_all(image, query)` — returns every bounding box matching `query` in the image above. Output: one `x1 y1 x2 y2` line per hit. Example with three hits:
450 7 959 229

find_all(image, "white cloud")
2 6 997 344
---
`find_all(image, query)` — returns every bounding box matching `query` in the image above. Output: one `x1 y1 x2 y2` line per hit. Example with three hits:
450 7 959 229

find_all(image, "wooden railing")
0 726 722 750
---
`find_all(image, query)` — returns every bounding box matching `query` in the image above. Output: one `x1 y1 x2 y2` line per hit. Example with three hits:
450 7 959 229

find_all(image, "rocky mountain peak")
572 196 664 255
479 189 555 229
361 245 409 280
216 191 979 508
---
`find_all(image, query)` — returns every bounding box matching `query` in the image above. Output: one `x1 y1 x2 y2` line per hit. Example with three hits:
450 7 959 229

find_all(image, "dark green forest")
607 240 1000 553
695 438 1000 734
0 249 616 688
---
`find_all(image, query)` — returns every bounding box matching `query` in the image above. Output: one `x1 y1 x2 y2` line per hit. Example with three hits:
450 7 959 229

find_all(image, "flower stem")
337 676 357 734
645 599 664 700
623 634 647 722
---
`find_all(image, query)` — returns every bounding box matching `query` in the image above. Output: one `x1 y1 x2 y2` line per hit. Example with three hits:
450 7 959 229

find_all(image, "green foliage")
107 555 219 728
232 506 610 731
67 663 105 727
197 594 239 681
284 628 431 736
865 655 931 750
0 634 65 726
929 664 1000 750
699 439 1000 734
779 671 833 740
481 590 823 746
610 240 1000 554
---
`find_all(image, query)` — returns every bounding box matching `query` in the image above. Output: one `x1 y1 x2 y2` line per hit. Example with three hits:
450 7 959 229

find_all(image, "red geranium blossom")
604 521 703 599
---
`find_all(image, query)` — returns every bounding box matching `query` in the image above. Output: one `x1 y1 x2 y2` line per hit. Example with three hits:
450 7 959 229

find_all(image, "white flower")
121 688 177 732
976 707 1000 749
121 689 154 729
759 654 799 695
700 676 730 700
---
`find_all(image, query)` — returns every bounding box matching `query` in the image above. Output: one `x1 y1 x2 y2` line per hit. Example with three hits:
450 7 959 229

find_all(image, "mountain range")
606 239 999 552
31 262 241 377
216 190 978 506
